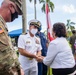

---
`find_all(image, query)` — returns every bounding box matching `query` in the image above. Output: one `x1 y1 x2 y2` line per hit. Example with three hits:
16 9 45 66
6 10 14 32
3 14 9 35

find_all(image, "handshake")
35 55 44 62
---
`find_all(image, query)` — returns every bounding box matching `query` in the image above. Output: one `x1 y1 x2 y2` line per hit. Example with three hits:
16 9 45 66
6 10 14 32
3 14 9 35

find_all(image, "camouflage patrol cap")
28 19 41 28
10 0 22 15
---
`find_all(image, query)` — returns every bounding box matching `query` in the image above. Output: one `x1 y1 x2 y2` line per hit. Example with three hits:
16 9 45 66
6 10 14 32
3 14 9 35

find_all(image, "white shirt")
18 33 42 70
43 37 75 69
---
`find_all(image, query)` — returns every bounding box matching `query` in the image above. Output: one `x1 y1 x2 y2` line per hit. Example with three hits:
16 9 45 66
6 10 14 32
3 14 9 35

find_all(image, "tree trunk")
22 0 27 33
34 0 37 19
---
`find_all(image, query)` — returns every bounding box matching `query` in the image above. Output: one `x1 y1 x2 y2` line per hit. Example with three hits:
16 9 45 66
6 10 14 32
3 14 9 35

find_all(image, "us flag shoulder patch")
0 26 4 34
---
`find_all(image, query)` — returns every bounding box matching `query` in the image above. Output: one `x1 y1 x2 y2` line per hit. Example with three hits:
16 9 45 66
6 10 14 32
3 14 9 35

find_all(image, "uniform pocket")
26 43 32 48
0 33 9 51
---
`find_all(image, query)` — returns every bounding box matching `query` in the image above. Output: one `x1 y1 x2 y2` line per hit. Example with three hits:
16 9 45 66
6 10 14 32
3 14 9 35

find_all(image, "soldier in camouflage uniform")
0 0 22 75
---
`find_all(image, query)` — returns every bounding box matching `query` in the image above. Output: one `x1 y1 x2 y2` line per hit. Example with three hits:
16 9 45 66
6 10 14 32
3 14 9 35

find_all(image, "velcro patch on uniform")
26 41 30 44
0 26 4 34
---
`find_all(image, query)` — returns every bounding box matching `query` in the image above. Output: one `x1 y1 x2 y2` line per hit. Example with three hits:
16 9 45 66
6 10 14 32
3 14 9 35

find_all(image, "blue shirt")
36 32 47 56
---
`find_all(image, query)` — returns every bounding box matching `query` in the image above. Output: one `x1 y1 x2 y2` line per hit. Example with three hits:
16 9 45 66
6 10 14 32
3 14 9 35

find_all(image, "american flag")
45 3 53 41
0 27 4 34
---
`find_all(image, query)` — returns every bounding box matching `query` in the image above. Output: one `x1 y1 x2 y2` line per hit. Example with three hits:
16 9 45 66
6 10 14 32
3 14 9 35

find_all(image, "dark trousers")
52 65 76 75
38 62 47 75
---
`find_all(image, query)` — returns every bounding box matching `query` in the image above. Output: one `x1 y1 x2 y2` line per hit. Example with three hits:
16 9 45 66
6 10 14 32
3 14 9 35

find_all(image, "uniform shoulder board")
35 35 39 38
21 33 27 35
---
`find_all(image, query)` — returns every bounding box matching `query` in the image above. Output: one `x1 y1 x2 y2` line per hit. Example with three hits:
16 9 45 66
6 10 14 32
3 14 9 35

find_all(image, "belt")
68 70 76 75
52 65 76 75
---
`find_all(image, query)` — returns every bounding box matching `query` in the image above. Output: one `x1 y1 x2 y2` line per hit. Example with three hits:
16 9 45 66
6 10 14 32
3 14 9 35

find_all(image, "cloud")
27 3 34 10
27 1 42 11
63 4 76 13
70 17 76 23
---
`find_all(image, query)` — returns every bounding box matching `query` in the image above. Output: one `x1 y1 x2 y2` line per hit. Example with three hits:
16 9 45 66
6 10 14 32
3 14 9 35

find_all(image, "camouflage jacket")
0 15 20 73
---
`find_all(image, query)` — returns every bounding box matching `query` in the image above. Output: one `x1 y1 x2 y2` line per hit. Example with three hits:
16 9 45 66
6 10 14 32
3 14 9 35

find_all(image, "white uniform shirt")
43 37 75 69
18 33 42 70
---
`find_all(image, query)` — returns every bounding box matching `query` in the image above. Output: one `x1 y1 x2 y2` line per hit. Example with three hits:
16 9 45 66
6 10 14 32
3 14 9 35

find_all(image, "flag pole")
45 3 48 40
45 1 53 75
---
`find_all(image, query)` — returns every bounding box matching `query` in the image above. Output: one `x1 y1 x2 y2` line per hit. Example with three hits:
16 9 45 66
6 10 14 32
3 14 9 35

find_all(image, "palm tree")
39 0 54 13
29 0 54 19
66 19 76 31
66 20 76 37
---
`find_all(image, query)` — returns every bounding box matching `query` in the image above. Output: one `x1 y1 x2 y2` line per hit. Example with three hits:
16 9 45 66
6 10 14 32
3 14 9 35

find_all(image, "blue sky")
0 0 76 32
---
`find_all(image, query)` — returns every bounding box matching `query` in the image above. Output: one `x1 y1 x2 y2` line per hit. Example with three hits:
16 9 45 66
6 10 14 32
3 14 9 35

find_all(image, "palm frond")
46 0 50 3
41 3 45 12
29 0 32 2
49 2 54 12
67 19 70 23
66 19 76 31
39 0 45 3
70 22 76 25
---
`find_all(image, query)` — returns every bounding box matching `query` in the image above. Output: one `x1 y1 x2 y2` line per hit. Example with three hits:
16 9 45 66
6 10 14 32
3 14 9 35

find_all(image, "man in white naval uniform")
18 19 42 75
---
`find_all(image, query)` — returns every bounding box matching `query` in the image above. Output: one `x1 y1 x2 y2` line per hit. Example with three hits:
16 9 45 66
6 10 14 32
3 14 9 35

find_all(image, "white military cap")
28 19 41 28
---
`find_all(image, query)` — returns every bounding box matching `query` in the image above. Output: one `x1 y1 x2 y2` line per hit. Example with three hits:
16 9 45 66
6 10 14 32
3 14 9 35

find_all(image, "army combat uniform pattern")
0 15 21 75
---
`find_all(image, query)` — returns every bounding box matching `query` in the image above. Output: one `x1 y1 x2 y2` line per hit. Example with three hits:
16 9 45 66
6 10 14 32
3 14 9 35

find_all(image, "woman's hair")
53 22 67 37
